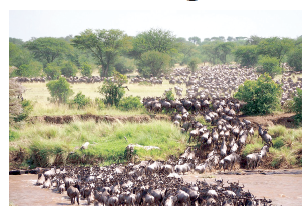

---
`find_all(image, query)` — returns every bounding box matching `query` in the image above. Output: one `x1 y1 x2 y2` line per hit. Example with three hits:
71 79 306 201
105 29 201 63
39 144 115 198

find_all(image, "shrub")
43 62 61 80
98 72 127 106
80 62 93 77
118 96 143 111
234 73 282 115
114 57 135 74
256 56 283 78
46 77 74 104
188 57 201 73
287 45 302 72
293 88 302 123
60 60 78 77
95 98 105 110
72 92 91 109
163 90 175 101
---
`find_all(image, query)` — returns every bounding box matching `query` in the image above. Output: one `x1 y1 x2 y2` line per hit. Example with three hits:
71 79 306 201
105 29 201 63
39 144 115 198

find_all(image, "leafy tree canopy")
24 37 72 65
136 50 171 77
43 62 61 80
256 56 283 78
130 28 177 60
234 45 259 68
72 29 131 77
257 37 294 65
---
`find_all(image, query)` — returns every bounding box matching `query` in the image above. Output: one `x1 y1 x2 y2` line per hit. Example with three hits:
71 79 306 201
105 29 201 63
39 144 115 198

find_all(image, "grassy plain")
21 79 187 116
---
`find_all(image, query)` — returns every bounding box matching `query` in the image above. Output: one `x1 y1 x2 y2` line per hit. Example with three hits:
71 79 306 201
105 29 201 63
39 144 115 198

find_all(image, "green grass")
21 79 188 116
242 125 302 168
9 120 188 167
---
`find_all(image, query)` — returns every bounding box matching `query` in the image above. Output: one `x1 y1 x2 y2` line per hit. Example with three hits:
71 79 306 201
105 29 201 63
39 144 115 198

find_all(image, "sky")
8 7 303 42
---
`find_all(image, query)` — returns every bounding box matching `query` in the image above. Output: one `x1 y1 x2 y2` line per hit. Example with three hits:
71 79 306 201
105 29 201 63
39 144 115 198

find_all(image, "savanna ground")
9 68 302 171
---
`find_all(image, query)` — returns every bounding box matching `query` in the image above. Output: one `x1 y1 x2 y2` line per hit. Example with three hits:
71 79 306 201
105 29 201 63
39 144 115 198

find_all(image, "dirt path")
238 113 297 128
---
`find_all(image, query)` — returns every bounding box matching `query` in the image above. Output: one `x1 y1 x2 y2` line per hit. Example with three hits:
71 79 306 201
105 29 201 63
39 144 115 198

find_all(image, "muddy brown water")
10 173 302 206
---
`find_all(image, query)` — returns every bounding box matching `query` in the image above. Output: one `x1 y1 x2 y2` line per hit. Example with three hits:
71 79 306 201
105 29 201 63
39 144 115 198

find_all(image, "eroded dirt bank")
28 114 170 124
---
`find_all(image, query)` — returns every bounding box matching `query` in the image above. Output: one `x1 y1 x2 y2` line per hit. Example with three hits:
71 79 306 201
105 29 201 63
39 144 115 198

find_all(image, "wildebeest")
67 185 80 205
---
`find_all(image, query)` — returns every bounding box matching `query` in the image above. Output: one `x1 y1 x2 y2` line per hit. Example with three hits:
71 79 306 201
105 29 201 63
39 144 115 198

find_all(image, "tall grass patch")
9 120 188 167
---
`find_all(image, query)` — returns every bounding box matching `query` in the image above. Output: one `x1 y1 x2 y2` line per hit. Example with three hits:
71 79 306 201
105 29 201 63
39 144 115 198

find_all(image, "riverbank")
9 171 302 206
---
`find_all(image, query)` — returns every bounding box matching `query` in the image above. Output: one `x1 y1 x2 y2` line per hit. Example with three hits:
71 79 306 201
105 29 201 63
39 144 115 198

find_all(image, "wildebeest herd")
19 64 298 205
35 162 275 206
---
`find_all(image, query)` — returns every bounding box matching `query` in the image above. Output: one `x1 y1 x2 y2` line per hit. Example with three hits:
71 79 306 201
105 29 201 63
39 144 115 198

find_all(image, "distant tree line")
9 31 302 79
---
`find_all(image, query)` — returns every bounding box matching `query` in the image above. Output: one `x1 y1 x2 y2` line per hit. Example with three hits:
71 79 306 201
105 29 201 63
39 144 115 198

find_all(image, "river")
9 172 302 206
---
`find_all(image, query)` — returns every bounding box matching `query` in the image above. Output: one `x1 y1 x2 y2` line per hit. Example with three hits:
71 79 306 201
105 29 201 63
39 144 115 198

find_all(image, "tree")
246 35 263 45
60 60 78 77
72 29 131 77
24 37 72 66
257 37 294 65
177 41 198 65
201 43 219 65
215 42 235 64
202 38 211 45
43 62 61 80
256 56 282 78
293 88 302 123
227 36 235 42
80 62 93 77
188 57 200 73
136 50 171 77
114 57 135 74
98 71 128 106
9 37 24 45
12 61 43 78
234 45 259 67
287 44 302 71
9 42 32 69
130 28 177 60
188 36 201 45
234 73 282 115
46 77 73 103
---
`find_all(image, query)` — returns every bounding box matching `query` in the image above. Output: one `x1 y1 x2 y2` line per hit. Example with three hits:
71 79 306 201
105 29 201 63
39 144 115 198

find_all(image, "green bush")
293 88 302 123
46 77 74 104
287 45 302 72
95 98 105 110
72 92 91 109
188 57 200 73
118 96 143 111
163 90 175 101
114 57 135 74
43 62 61 80
256 56 283 78
80 62 93 77
234 73 282 115
60 60 78 77
98 72 127 106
